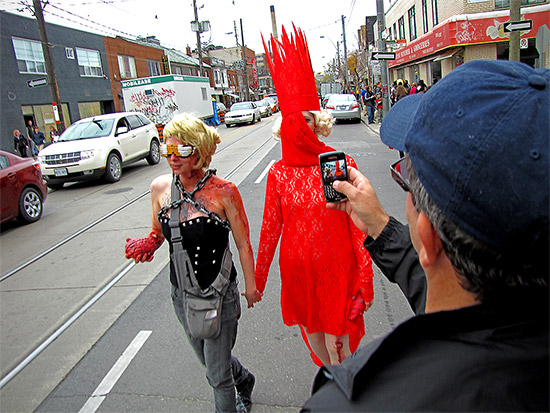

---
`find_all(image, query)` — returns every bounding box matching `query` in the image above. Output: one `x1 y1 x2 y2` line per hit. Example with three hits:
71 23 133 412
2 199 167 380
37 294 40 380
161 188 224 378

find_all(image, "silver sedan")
325 94 361 123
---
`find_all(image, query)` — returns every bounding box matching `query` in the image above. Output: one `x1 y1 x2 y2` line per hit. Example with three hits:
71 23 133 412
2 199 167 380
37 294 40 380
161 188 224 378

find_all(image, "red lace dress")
255 155 374 364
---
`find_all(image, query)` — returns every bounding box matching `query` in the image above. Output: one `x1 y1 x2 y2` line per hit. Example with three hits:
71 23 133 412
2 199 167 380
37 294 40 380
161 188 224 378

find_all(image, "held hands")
125 231 164 263
241 288 263 309
327 166 390 239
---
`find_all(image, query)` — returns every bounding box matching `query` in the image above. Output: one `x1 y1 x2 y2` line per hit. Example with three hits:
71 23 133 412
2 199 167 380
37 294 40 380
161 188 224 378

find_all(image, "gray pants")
171 282 250 412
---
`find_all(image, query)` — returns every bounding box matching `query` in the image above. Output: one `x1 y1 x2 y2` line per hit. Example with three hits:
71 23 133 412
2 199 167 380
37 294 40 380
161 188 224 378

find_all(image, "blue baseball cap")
380 60 549 252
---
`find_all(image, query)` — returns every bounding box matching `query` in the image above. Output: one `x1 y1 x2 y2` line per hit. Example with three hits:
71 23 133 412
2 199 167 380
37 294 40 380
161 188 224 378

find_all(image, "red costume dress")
257 26 374 365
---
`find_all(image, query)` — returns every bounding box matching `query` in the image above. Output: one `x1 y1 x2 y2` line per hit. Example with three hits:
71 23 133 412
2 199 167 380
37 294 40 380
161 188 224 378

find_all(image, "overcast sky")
5 0 392 72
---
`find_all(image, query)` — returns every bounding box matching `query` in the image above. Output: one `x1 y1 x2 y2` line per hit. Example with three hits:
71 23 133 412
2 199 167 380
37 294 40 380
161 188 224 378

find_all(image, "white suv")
39 112 160 189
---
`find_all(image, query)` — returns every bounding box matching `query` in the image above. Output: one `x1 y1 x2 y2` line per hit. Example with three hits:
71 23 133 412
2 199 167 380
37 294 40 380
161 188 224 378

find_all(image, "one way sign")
503 20 532 32
27 78 48 88
372 52 396 60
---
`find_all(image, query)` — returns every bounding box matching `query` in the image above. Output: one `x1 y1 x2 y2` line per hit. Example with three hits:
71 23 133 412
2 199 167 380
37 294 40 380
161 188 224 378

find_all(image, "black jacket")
302 218 549 412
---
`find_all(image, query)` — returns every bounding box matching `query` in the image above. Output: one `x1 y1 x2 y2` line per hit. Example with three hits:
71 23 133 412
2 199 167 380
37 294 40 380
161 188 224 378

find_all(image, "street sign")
535 24 550 55
27 78 47 88
503 20 532 32
520 38 529 49
372 52 396 60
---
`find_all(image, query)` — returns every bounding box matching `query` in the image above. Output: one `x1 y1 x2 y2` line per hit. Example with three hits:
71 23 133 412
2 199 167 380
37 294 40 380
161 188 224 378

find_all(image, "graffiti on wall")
128 87 179 125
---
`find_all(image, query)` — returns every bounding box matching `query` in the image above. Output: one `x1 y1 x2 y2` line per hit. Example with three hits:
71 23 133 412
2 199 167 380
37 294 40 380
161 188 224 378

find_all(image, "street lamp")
320 36 341 81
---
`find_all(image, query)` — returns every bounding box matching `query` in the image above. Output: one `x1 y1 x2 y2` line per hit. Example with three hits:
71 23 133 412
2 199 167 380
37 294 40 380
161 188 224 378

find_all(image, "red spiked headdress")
262 25 333 167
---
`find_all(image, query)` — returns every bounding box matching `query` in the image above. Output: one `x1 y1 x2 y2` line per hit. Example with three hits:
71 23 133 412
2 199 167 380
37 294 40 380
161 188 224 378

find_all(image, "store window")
408 6 417 41
12 37 46 74
118 55 137 79
398 16 406 40
495 0 546 8
76 48 103 77
393 23 398 40
422 0 429 34
148 60 161 77
432 0 439 26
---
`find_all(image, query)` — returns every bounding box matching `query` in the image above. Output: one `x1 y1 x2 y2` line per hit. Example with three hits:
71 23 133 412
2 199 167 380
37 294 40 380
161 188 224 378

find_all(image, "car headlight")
80 149 95 160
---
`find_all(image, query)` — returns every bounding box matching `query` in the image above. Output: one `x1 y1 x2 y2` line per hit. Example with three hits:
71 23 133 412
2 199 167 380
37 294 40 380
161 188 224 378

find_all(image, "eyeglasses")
160 144 195 158
390 157 411 193
390 157 417 208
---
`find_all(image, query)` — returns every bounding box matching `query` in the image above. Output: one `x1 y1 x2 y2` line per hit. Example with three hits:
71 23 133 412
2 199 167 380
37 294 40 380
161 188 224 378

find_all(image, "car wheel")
226 123 231 128
18 187 43 224
47 182 64 190
258 113 262 122
104 153 122 183
146 139 160 165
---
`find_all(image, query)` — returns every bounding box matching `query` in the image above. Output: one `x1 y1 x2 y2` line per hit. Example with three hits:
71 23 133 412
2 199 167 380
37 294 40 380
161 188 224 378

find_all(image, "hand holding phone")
319 151 349 202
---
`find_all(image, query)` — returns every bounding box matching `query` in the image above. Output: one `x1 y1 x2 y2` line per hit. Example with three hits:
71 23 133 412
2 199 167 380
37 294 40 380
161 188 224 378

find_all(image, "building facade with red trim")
381 0 549 86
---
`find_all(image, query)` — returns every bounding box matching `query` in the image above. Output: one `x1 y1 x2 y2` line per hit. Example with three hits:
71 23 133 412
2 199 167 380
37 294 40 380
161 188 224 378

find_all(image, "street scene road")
1 114 413 412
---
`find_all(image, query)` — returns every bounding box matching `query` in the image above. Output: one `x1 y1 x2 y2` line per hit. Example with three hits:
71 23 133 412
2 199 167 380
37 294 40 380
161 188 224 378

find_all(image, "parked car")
265 96 279 112
321 94 333 109
325 94 361 122
216 102 227 123
225 102 262 127
256 99 273 117
38 112 160 189
0 150 48 224
262 97 278 114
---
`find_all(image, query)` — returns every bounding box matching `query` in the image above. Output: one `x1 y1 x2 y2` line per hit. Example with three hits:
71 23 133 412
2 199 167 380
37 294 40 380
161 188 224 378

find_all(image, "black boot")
236 372 255 412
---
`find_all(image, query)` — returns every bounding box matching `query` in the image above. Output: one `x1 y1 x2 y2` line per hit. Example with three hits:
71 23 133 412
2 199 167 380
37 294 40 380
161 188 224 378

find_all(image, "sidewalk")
360 111 382 135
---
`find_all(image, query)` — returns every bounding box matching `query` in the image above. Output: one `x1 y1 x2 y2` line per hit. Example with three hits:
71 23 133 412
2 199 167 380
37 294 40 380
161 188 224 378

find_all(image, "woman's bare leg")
305 331 330 365
325 334 351 365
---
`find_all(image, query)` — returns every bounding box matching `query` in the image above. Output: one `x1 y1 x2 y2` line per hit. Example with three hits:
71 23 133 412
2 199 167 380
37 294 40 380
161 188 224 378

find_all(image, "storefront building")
383 0 549 86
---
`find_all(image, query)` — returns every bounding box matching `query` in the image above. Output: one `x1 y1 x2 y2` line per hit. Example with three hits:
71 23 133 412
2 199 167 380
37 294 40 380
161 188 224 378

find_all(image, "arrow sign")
503 20 532 32
372 52 396 60
27 78 47 88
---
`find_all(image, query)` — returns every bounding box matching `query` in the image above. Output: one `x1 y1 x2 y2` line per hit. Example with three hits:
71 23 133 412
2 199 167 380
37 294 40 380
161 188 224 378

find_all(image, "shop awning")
226 93 240 99
433 48 464 62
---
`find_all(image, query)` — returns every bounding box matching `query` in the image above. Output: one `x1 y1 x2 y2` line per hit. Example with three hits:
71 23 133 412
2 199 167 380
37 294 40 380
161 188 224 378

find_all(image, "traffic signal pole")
376 0 391 116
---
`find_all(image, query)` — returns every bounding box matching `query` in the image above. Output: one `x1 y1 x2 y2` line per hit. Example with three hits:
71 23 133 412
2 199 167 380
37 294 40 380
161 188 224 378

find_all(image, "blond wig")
163 113 221 170
271 110 334 140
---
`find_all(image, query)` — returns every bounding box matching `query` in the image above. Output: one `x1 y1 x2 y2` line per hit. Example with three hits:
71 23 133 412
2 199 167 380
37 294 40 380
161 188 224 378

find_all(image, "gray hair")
406 157 548 303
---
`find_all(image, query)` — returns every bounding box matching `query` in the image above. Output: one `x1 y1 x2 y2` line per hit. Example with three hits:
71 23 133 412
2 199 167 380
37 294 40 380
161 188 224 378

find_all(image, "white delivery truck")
121 74 216 128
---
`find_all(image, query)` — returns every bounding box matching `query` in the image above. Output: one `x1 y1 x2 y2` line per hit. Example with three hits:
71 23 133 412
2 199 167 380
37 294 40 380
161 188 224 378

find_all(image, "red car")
0 150 48 224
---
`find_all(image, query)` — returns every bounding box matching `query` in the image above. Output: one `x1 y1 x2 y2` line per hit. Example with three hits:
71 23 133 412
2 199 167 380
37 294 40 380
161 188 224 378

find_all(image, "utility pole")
192 0 204 76
375 0 391 116
240 19 250 101
32 0 65 132
509 0 521 61
341 15 349 90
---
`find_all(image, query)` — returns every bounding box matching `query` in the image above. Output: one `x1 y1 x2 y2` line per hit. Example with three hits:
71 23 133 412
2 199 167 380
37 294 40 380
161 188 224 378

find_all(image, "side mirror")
116 126 128 135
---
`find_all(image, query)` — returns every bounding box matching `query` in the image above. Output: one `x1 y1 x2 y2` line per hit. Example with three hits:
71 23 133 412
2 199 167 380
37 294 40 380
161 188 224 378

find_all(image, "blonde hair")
271 110 335 140
163 113 221 170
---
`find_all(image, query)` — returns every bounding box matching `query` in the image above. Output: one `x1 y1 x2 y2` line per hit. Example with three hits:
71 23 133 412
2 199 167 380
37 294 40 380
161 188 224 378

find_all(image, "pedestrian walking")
13 129 30 157
256 25 374 367
31 126 45 151
125 112 261 412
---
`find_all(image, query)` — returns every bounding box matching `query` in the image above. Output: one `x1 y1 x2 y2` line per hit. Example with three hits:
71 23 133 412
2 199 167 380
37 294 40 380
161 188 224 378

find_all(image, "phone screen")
319 151 348 202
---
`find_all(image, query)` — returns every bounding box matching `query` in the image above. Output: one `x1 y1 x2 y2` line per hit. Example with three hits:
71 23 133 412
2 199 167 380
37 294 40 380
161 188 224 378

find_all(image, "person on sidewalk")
255 25 374 367
125 112 260 412
364 86 376 124
302 60 549 411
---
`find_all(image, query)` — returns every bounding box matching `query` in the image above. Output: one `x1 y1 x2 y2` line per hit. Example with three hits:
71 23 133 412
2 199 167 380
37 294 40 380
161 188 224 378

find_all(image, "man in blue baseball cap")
302 60 549 411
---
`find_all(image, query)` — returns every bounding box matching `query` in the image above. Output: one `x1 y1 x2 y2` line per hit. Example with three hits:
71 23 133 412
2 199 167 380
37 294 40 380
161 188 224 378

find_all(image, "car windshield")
231 103 252 111
58 119 115 141
258 101 269 107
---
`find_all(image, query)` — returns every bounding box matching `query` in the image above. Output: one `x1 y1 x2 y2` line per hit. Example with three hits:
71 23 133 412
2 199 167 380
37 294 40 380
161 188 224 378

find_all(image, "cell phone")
319 151 349 202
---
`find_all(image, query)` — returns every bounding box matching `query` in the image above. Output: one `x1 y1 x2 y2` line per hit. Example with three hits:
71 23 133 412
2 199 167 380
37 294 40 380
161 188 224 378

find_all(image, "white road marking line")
255 160 275 183
79 330 152 413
